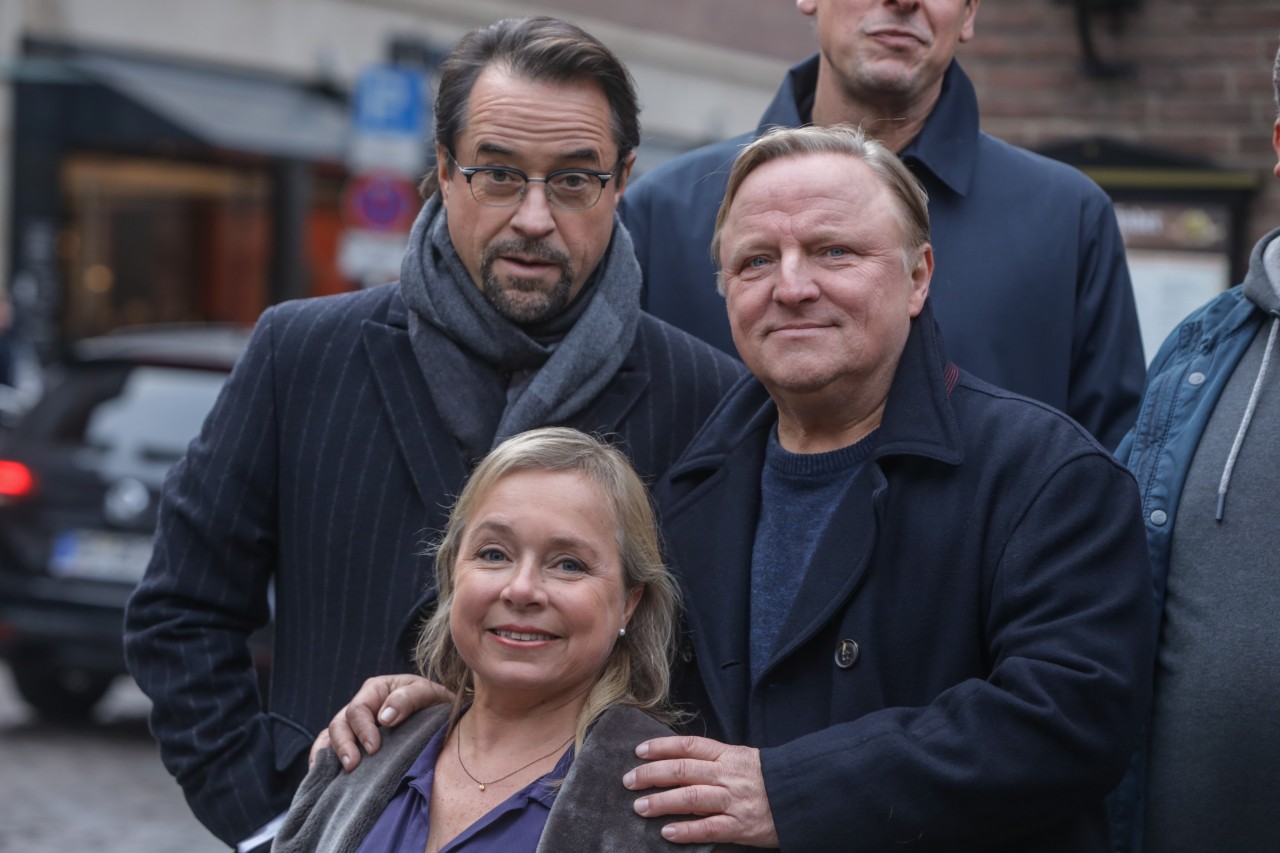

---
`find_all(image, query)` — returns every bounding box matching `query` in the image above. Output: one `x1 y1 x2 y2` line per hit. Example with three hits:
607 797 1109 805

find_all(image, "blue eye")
478 547 507 562
747 256 769 268
826 247 848 257
556 558 586 573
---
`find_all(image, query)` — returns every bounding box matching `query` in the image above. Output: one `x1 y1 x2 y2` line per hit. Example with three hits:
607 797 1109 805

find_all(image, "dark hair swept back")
420 16 640 197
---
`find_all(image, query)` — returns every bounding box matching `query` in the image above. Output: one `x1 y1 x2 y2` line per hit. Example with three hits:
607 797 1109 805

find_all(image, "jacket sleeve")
760 453 1155 852
1067 195 1146 452
124 305 301 845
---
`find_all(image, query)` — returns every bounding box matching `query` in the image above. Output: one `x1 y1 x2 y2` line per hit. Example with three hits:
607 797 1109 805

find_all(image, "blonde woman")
276 428 735 853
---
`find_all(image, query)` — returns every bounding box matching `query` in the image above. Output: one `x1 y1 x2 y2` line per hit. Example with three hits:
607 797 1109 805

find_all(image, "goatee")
479 238 575 325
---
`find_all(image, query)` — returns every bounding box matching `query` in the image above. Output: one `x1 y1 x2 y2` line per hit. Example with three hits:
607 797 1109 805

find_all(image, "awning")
70 53 349 163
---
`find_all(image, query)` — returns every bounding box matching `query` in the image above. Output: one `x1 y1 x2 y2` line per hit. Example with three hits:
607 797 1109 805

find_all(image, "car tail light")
0 460 35 499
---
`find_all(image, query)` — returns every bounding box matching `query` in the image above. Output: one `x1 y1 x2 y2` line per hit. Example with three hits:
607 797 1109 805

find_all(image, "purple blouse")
354 720 574 853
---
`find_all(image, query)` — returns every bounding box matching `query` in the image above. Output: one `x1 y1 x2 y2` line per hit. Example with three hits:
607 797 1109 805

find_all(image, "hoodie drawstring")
1216 315 1279 521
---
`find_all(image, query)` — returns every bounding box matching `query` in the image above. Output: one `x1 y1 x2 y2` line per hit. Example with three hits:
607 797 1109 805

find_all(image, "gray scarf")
399 194 641 461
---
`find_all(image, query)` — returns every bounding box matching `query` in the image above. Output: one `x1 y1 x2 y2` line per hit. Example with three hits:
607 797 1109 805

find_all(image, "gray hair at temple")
419 16 641 198
710 124 931 295
414 427 680 750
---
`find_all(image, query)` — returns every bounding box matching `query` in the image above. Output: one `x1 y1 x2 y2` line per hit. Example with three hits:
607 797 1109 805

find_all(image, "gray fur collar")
275 704 739 853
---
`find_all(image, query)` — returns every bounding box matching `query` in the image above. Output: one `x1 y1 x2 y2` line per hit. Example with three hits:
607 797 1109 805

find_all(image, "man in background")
622 0 1144 449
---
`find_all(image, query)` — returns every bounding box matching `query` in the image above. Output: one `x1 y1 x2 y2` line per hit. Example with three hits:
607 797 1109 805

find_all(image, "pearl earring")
618 627 626 638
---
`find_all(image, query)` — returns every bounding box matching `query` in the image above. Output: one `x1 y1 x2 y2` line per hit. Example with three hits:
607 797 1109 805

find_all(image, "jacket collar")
763 55 979 199
757 55 817 131
873 299 965 465
898 60 980 198
538 707 720 853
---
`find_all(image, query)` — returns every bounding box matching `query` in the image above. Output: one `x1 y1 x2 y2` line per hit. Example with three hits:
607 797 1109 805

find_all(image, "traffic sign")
343 172 419 232
353 66 427 136
349 64 432 177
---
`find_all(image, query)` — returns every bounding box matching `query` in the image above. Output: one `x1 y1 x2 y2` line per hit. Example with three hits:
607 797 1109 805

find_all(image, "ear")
959 0 981 43
796 0 817 18
611 151 638 197
1273 119 1280 178
436 144 453 203
908 244 933 317
622 583 643 627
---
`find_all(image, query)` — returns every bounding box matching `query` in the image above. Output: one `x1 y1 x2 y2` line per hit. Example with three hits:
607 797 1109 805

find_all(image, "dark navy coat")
123 281 743 845
656 302 1154 852
622 58 1145 451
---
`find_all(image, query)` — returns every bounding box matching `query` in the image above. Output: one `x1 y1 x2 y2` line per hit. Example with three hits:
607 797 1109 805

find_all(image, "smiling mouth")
772 323 829 334
867 28 926 46
491 629 557 642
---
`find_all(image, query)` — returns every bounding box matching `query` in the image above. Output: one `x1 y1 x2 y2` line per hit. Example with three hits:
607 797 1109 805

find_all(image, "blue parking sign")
353 65 428 136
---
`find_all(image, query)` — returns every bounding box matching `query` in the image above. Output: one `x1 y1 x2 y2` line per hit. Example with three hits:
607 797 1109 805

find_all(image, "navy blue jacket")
123 282 742 846
657 301 1153 852
622 58 1145 450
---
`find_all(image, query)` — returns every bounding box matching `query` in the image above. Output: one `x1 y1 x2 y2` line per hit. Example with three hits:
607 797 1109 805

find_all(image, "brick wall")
960 0 1280 251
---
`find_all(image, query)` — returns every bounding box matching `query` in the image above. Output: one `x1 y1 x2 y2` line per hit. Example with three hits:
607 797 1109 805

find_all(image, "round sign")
343 172 419 232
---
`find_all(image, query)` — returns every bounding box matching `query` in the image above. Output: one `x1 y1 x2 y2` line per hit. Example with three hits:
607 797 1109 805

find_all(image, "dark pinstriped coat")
123 281 742 846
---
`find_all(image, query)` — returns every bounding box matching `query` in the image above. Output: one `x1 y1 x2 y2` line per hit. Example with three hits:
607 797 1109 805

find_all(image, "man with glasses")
123 17 741 852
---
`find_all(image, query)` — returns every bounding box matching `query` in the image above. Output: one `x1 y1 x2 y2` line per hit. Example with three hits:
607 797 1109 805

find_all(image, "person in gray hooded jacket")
1110 40 1280 853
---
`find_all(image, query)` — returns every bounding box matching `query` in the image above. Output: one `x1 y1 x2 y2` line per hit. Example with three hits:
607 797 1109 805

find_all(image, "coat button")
1150 509 1168 526
835 639 860 669
1188 372 1205 386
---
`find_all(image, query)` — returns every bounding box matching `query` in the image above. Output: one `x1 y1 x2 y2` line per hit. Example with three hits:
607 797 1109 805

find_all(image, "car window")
84 367 226 462
16 363 226 464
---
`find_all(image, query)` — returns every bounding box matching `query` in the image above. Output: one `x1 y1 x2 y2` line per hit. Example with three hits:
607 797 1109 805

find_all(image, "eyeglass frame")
445 150 618 211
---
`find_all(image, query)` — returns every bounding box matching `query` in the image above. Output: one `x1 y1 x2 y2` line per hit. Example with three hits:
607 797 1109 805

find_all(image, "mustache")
481 238 571 269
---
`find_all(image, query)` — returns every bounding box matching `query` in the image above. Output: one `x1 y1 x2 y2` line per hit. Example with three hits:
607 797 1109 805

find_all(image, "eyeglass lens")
470 169 603 210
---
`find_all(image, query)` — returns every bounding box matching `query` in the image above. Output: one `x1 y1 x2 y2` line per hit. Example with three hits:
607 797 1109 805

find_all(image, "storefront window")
1115 200 1233 365
61 155 271 339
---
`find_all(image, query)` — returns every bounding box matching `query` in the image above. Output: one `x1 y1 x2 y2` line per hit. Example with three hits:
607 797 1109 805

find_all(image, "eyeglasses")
447 152 615 211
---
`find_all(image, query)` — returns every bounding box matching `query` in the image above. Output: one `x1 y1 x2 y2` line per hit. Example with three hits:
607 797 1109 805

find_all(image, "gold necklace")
455 728 574 792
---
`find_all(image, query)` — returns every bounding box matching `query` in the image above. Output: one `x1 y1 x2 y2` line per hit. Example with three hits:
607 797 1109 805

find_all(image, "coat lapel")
564 354 649 444
763 464 883 677
359 318 470 506
663 445 764 745
360 315 471 642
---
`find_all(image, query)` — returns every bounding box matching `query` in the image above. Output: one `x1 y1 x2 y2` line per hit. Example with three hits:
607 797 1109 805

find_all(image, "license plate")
50 529 155 583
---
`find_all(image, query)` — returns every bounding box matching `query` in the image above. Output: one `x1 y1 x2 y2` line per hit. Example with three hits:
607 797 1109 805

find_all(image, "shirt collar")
898 59 980 198
764 55 980 199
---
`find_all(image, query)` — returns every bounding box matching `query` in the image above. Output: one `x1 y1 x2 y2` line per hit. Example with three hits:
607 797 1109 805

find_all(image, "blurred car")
0 325 255 720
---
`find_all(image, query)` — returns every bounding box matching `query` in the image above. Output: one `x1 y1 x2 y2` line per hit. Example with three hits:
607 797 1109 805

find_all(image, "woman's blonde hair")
414 427 680 748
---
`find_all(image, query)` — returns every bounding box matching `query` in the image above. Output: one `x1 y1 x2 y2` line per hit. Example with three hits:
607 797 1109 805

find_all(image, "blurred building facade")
1 0 1278 364
0 0 788 362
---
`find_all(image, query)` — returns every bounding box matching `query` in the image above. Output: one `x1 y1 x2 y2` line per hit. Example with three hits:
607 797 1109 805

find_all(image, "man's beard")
479 238 576 325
